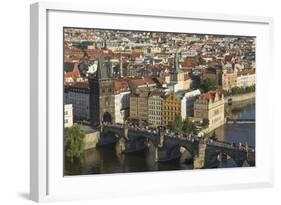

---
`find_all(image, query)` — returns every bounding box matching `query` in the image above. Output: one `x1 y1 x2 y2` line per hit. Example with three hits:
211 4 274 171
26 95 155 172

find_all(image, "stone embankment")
224 92 255 103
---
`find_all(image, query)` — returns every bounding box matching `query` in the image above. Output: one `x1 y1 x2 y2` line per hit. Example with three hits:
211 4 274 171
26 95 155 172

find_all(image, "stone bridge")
226 118 255 124
99 123 255 169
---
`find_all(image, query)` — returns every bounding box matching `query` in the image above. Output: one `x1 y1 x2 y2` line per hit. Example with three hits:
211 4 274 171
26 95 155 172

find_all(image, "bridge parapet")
101 124 255 167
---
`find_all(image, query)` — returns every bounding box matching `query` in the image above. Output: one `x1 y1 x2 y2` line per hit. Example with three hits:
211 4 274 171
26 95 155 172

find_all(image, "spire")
173 49 181 73
96 57 111 79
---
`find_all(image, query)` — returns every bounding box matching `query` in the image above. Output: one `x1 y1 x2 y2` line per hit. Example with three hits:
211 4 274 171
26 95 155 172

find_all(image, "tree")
172 115 183 133
202 118 209 128
200 78 218 93
65 124 85 159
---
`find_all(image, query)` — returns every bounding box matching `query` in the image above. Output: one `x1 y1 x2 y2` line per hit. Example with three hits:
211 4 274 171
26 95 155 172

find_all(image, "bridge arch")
167 144 195 163
211 149 248 168
103 112 112 123
179 145 194 164
100 129 121 146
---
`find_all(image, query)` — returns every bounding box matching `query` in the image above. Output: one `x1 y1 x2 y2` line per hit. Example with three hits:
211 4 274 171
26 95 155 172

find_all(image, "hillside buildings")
63 28 255 136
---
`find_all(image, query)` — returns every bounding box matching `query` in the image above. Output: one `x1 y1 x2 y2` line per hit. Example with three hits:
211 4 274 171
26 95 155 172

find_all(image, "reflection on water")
64 101 255 175
215 102 255 147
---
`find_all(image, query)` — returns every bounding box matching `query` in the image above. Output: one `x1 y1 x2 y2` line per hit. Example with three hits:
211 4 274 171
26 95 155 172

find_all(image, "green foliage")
223 85 255 96
172 115 197 134
65 124 85 159
200 78 218 93
202 118 209 128
172 115 183 133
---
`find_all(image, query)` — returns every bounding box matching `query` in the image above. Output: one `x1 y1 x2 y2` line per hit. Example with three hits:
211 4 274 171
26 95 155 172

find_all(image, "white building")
64 104 73 128
114 80 131 124
181 89 201 119
237 70 255 88
114 91 130 123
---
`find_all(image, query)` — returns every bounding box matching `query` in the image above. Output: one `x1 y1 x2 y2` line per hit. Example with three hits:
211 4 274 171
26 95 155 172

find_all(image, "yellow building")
163 93 182 127
194 90 225 131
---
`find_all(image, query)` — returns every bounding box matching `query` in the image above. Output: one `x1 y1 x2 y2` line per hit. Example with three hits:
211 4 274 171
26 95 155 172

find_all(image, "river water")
64 100 255 175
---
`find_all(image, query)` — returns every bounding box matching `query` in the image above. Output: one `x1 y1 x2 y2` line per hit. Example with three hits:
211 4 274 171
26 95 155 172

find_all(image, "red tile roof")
237 69 255 76
64 63 80 80
129 77 156 87
114 79 130 93
201 90 222 102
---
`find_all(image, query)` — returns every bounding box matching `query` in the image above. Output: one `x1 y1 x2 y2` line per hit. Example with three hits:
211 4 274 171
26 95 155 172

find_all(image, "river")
64 100 255 175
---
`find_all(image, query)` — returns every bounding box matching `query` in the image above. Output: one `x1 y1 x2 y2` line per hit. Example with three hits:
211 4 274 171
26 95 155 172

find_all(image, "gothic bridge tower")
89 57 115 128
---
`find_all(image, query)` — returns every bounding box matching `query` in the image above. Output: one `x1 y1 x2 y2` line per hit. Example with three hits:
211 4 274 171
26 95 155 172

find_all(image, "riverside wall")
83 131 100 150
224 92 255 103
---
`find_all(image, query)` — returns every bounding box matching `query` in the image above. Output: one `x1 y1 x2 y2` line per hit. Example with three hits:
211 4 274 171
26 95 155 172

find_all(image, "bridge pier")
155 128 165 162
193 143 207 169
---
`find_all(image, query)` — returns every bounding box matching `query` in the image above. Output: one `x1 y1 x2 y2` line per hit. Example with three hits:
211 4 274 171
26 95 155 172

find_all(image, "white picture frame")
30 1 274 202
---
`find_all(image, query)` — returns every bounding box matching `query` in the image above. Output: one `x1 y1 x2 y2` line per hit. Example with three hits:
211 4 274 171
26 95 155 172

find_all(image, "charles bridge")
99 123 255 169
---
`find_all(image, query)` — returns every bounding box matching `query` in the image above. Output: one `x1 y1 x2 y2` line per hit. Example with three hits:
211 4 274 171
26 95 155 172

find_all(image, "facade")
129 89 149 122
181 89 201 119
194 90 225 131
237 70 255 88
222 70 238 91
64 82 90 121
114 80 131 123
64 104 73 128
148 92 165 127
163 93 182 126
168 50 192 92
89 57 115 127
202 67 222 86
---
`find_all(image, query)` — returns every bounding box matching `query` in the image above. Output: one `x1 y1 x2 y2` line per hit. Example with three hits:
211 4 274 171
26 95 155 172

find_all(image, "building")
129 88 150 122
181 89 201 119
64 63 81 83
237 70 255 88
128 77 157 93
88 57 115 127
163 92 182 127
64 104 73 128
202 67 222 85
114 79 131 124
194 90 225 131
168 50 192 92
222 70 237 91
148 92 165 127
64 82 90 121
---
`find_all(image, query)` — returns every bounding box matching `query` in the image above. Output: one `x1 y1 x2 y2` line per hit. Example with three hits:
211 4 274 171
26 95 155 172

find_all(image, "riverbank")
224 92 255 103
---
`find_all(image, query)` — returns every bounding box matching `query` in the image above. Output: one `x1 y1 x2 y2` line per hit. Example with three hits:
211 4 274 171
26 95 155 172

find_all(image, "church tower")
89 57 115 128
171 50 184 83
